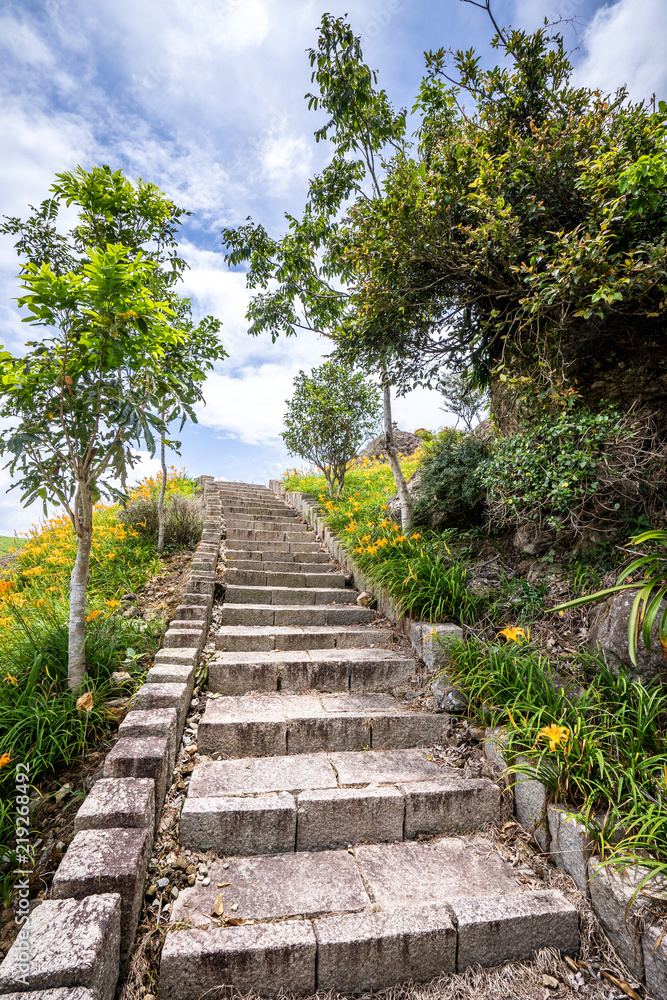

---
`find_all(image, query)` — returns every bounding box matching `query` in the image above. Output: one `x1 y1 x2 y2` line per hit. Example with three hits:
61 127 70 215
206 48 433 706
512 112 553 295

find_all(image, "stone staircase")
159 482 579 999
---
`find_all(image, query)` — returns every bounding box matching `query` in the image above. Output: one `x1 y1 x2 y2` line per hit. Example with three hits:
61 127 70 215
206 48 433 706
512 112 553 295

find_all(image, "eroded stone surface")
74 778 155 834
314 905 456 992
188 753 337 797
297 787 404 851
643 921 667 999
118 709 177 773
51 828 150 960
356 837 522 909
452 890 579 969
400 779 500 837
588 859 645 979
330 748 446 786
547 805 595 893
180 793 296 854
103 736 169 811
159 921 316 1000
171 850 369 926
0 895 121 1000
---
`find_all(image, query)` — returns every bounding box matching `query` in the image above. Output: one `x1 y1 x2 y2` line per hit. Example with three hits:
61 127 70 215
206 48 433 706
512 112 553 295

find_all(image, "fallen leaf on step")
541 974 559 989
211 892 224 916
216 882 230 888
600 972 641 999
76 691 94 712
225 917 247 926
563 956 579 973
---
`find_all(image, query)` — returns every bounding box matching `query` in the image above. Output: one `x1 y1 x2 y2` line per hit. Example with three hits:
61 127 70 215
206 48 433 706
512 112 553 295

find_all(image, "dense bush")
482 405 667 531
121 473 203 551
413 431 490 530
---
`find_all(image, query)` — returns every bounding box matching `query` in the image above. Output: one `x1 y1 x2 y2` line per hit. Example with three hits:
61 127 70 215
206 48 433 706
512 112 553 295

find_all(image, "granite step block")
73 777 155 834
0 895 121 1000
225 568 345 587
207 647 416 695
224 584 357 605
51 828 151 964
215 625 392 653
197 692 448 756
219 603 375 627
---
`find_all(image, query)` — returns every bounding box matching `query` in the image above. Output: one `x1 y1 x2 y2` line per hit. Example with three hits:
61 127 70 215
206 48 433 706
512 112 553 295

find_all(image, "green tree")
336 2 667 427
282 360 381 498
223 14 416 526
0 167 223 687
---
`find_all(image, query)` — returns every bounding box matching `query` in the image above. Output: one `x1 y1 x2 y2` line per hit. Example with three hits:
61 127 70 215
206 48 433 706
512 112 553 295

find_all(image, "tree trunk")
382 374 413 530
68 487 93 689
157 436 167 555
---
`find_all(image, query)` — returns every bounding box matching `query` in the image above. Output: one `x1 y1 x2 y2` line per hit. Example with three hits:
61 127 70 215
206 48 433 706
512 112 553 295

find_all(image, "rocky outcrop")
589 590 667 681
358 428 422 460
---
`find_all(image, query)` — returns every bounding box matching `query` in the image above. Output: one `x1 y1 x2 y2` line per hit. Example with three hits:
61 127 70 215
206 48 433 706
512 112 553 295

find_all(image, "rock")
431 677 468 714
589 589 667 681
358 428 423 461
386 470 421 522
513 523 562 557
356 592 374 608
110 671 133 686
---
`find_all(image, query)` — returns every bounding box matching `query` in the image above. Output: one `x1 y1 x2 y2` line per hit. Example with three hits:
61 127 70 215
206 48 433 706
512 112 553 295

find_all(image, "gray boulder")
589 589 667 681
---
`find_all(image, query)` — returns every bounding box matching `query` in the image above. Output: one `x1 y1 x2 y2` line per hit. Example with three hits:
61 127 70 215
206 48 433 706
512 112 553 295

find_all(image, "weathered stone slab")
163 628 205 650
547 805 595 892
159 921 316 1000
180 793 296 854
314 905 456 992
643 921 667 1000
118 708 177 774
513 759 550 851
171 850 369 926
330 748 445 786
356 837 522 909
321 692 396 713
208 655 280 695
400 778 500 838
132 682 189 731
0 895 121 1000
144 663 195 690
297 787 404 851
347 651 416 690
199 717 287 757
51 828 150 960
287 714 371 754
154 647 200 667
588 859 645 979
452 890 579 969
188 754 337 797
219 605 274 626
370 712 450 749
1 991 97 1000
74 778 155 834
103 736 169 812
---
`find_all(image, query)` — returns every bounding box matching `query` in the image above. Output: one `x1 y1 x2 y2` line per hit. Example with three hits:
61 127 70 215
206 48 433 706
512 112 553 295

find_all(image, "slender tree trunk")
157 436 167 554
68 487 93 689
382 373 413 530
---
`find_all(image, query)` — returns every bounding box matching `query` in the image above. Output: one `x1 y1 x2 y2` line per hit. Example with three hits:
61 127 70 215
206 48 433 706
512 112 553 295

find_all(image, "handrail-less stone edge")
0 476 223 1000
270 481 667 998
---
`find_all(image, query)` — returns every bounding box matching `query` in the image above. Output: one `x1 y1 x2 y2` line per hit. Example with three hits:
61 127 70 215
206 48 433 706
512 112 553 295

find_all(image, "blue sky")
0 0 665 534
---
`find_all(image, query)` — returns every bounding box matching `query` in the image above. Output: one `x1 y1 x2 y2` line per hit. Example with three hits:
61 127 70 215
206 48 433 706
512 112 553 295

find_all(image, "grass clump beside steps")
0 470 201 903
443 636 667 899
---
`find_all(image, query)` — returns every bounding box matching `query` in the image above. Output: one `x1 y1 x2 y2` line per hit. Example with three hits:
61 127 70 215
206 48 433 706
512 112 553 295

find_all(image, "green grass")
442 637 667 898
0 536 24 557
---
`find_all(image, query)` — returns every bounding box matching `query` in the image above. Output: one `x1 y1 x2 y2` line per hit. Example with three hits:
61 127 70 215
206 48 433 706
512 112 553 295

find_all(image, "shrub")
413 431 490 530
121 490 203 551
482 404 667 532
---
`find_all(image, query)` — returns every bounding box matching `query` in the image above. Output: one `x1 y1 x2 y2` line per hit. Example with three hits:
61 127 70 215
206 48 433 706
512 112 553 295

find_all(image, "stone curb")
271 483 667 999
0 479 224 1000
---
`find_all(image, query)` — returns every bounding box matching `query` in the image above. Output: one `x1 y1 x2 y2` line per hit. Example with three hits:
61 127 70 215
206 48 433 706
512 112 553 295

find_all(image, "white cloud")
573 0 667 100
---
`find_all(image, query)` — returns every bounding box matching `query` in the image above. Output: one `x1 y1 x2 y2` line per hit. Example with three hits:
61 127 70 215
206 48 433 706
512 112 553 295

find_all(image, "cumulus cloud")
573 0 667 100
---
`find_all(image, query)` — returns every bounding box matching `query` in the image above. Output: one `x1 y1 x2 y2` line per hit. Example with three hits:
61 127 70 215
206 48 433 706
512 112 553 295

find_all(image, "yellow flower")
354 546 364 554
4 674 18 685
106 599 121 609
0 752 10 770
497 626 530 645
376 538 388 547
361 534 371 543
410 533 421 540
539 724 570 752
86 610 104 622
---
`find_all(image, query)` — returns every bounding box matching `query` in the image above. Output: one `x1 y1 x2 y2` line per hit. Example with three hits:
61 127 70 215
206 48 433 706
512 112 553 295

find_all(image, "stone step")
197 690 447 755
160 839 578 999
225 548 331 564
225 568 345 588
224 584 357 605
226 528 313 542
223 509 298 519
229 539 323 553
181 747 500 853
219 603 375 627
215 624 392 653
226 558 338 573
226 518 309 532
208 648 417 694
